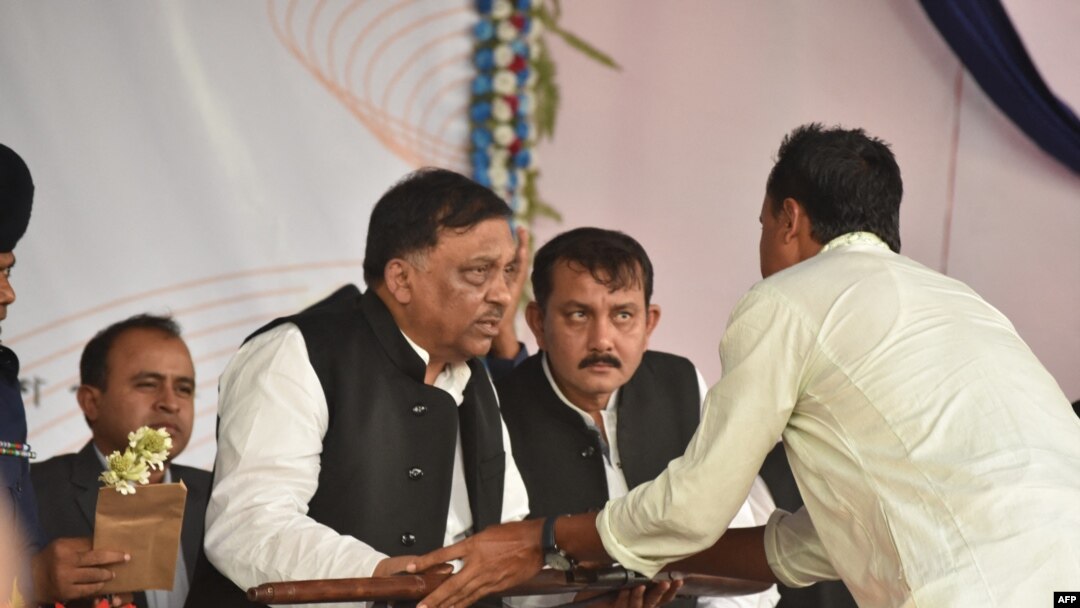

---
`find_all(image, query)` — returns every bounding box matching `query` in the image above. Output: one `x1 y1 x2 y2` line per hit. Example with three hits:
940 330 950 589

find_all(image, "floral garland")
470 0 617 228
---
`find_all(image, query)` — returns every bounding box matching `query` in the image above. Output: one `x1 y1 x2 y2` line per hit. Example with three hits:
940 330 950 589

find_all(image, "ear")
77 385 102 426
383 259 413 305
644 304 661 338
524 301 547 351
780 197 803 243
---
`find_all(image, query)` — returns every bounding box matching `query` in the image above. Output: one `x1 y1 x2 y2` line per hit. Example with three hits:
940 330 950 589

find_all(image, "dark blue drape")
919 0 1080 175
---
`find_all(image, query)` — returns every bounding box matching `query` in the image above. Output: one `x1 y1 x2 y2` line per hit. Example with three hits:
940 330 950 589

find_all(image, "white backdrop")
1 1 1077 470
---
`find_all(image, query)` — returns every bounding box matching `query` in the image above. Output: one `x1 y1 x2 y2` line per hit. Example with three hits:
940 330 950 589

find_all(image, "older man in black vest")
496 228 778 608
185 169 530 607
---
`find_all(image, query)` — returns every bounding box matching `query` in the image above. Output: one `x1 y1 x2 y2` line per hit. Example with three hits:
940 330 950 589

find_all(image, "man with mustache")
495 228 778 608
32 314 210 608
184 168 531 608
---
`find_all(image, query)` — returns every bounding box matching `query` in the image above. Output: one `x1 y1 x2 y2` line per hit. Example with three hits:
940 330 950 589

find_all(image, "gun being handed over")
246 566 771 604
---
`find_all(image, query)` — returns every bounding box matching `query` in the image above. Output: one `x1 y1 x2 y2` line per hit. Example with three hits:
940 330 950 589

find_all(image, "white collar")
400 330 472 406
819 231 890 254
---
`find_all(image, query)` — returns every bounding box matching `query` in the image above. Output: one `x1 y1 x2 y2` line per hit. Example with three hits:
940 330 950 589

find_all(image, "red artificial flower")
510 15 526 30
509 56 527 73
504 95 519 115
508 139 522 155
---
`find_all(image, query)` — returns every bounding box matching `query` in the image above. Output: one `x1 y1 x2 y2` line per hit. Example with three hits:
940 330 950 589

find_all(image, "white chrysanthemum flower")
100 448 151 494
493 70 517 95
129 426 172 471
494 44 514 68
492 98 513 122
491 0 512 19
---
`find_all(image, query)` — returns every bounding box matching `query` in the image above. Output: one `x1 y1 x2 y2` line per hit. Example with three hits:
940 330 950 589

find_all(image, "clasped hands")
377 519 680 608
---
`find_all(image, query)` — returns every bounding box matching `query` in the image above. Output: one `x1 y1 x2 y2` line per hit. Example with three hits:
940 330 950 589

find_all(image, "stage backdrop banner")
0 1 479 469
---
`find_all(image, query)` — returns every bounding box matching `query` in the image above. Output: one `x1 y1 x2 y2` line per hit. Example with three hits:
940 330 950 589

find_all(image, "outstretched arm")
410 514 609 608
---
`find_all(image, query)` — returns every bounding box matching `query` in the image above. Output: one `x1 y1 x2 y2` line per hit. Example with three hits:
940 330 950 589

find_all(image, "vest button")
412 403 427 416
401 533 416 546
580 446 596 458
408 467 424 480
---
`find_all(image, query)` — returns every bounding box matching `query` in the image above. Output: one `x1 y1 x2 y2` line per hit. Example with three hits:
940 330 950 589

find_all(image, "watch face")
545 551 573 571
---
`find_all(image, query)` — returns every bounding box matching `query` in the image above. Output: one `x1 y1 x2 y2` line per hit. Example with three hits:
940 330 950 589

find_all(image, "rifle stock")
246 567 770 604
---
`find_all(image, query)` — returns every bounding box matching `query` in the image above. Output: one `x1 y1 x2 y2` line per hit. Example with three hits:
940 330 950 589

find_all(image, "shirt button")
580 446 596 458
401 533 416 546
412 403 427 416
408 467 424 480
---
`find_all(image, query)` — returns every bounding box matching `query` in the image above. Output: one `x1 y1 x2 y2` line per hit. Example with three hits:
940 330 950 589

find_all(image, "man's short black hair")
363 168 513 286
532 227 654 311
80 314 183 390
766 123 903 252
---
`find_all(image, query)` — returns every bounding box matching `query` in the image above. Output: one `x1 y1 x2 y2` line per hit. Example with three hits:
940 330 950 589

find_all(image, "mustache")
477 306 505 323
578 353 622 369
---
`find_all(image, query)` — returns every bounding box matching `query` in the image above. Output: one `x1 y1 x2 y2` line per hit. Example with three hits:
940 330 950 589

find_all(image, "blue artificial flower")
516 0 531 10
472 75 493 95
476 0 494 15
470 101 492 122
515 119 529 139
514 149 530 168
472 128 493 148
473 167 492 186
474 19 495 41
508 169 518 190
474 48 495 71
511 40 528 57
516 94 530 116
519 16 531 34
472 149 491 170
516 67 530 86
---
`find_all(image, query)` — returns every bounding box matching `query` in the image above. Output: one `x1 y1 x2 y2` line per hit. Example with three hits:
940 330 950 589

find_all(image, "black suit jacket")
31 442 211 608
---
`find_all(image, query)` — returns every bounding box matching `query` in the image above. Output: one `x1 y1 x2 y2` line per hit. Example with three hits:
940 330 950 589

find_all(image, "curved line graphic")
6 260 362 346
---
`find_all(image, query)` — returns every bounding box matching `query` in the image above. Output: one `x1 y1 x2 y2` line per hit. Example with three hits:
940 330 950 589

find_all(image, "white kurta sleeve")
597 286 814 577
763 508 839 587
204 323 389 601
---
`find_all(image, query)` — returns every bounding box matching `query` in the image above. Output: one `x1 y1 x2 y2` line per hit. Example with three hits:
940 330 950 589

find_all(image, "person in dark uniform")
1 142 128 606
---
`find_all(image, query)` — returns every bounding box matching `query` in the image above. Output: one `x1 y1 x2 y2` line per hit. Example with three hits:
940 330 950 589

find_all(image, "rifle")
246 567 771 604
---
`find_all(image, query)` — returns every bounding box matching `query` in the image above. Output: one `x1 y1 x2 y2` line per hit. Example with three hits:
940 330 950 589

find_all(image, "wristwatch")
541 515 576 571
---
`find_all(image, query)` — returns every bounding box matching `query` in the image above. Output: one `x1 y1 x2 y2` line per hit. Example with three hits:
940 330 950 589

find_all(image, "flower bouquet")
92 427 187 594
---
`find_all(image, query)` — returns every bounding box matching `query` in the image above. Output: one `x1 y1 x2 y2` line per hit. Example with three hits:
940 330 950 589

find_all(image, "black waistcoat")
185 285 506 607
496 351 699 518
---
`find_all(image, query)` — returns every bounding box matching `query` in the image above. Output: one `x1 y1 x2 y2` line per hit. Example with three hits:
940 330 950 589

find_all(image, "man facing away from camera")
407 124 1080 608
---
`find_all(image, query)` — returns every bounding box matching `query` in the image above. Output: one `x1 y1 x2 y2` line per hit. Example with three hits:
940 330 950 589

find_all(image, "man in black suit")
32 314 210 608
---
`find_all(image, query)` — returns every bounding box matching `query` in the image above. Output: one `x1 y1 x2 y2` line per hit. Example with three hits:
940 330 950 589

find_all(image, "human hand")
573 579 682 608
489 225 530 360
374 555 454 577
409 519 544 608
31 537 129 602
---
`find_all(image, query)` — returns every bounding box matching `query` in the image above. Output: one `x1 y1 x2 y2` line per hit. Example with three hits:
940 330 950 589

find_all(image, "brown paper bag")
93 480 187 594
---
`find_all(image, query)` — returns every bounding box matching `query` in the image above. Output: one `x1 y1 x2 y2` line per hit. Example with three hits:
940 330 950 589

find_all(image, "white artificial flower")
497 20 519 42
492 98 513 122
491 0 512 20
493 70 517 95
489 165 510 189
528 18 544 40
489 145 510 167
493 124 516 146
494 44 514 68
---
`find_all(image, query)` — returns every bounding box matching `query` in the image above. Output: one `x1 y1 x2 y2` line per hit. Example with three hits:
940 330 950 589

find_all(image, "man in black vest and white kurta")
185 169 531 608
496 228 779 608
